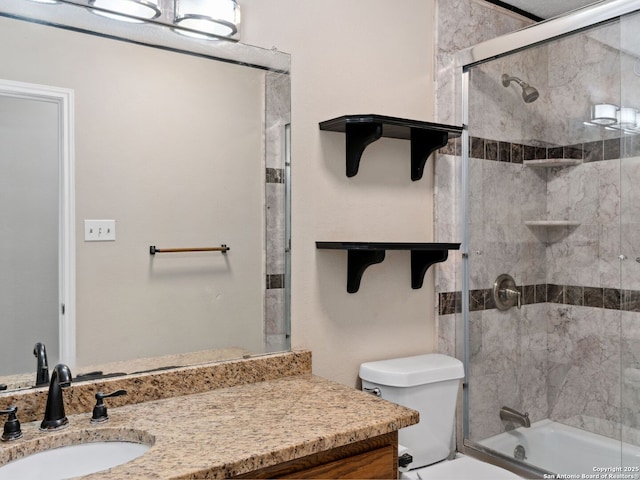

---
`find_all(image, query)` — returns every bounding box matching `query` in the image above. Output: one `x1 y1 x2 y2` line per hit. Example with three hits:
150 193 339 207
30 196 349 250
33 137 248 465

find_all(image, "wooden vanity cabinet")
234 431 398 479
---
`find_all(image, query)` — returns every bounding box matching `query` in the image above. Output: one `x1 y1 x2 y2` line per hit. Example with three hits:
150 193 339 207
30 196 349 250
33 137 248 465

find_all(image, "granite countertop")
0 374 418 479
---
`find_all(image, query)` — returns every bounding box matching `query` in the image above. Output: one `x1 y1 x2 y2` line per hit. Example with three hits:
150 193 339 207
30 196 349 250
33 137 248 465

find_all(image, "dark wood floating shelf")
319 115 463 181
316 242 461 293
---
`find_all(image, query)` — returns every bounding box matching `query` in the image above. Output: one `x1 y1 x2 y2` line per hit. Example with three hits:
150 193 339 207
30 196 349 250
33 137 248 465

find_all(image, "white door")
0 80 75 376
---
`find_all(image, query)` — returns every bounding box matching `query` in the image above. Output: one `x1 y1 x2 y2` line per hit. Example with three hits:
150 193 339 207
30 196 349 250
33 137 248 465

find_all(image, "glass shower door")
463 15 630 476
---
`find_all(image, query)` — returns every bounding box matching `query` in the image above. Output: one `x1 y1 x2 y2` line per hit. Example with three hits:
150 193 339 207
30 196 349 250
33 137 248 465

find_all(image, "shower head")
502 74 539 103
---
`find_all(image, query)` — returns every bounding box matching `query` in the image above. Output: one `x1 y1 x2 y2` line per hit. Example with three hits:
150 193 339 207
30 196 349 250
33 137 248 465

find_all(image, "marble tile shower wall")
433 1 533 366
434 0 533 127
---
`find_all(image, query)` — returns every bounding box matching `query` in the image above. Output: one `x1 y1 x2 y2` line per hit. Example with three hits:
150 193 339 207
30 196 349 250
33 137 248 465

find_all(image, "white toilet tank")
359 354 464 470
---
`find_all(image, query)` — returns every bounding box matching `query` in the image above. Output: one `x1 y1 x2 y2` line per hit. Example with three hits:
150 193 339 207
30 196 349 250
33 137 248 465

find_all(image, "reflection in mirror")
0 0 291 392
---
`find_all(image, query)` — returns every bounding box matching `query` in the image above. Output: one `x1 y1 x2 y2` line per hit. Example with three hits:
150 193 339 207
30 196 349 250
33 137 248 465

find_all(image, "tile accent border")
438 135 640 161
439 284 635 315
266 167 285 183
266 273 284 289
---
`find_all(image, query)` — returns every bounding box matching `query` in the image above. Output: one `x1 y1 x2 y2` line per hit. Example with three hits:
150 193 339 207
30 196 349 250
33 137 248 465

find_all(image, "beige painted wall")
241 0 438 386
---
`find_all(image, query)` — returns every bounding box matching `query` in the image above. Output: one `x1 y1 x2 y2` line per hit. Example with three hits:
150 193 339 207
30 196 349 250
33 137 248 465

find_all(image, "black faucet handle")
0 406 23 441
91 390 127 424
95 389 127 401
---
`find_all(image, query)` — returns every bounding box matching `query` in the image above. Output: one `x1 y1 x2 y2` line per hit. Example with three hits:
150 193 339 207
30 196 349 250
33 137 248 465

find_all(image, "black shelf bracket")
411 128 449 181
347 249 386 293
319 115 462 181
317 242 460 293
410 249 449 289
346 122 383 177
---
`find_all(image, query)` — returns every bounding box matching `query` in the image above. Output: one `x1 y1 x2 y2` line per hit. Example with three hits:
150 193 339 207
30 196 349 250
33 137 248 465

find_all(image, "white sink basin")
0 441 151 479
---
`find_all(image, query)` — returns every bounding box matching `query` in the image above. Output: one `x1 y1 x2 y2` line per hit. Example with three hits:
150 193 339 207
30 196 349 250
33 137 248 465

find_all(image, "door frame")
0 78 76 367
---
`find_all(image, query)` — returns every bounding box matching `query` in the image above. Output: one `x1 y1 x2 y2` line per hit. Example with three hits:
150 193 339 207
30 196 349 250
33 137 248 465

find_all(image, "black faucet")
33 342 49 387
40 364 72 431
0 406 22 441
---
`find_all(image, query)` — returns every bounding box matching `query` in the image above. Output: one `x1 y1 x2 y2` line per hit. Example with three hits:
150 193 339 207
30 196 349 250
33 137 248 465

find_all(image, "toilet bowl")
359 354 521 479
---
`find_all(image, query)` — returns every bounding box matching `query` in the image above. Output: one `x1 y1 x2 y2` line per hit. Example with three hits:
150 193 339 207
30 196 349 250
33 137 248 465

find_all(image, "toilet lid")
359 354 464 387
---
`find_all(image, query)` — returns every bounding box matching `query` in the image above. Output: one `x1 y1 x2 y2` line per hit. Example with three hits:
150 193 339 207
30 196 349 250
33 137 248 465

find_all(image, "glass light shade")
590 103 617 126
88 0 162 22
617 107 637 128
174 0 241 39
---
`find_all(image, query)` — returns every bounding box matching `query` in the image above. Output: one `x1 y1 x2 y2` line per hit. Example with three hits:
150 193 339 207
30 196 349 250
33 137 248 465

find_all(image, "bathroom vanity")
0 351 418 479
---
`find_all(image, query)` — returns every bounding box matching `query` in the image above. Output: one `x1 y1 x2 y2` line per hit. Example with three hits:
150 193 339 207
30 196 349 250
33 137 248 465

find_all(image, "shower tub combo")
442 0 640 477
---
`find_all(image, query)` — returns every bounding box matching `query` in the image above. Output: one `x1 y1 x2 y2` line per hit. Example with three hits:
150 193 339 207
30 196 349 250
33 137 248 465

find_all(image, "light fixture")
88 0 162 23
26 0 61 3
617 106 637 128
586 103 640 133
174 0 240 39
590 103 617 126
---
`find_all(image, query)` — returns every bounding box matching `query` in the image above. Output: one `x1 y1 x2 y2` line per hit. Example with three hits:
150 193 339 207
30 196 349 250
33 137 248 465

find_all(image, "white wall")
241 0 438 386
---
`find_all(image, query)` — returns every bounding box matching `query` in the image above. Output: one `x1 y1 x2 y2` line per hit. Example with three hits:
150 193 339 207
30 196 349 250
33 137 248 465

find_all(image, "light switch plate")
84 220 116 241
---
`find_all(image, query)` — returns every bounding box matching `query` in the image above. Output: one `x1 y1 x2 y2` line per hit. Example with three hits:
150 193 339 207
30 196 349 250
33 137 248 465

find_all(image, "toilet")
359 354 521 479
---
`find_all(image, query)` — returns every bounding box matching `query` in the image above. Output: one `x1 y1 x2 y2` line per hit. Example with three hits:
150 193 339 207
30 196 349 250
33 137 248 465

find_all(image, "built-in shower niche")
522 150 582 243
524 221 580 243
523 159 581 168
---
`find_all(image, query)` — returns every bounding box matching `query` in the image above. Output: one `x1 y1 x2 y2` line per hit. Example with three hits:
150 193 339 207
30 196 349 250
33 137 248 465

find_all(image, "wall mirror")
0 0 291 392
